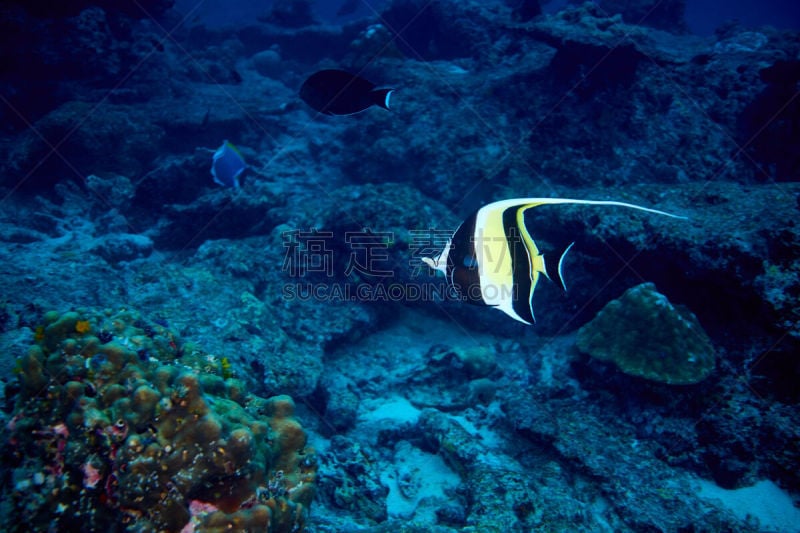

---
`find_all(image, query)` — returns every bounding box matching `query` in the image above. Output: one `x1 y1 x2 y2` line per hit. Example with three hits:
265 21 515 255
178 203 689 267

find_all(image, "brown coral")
4 309 317 532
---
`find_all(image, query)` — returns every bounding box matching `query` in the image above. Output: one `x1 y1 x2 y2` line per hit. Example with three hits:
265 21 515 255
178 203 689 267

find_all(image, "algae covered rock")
576 283 715 384
3 308 316 532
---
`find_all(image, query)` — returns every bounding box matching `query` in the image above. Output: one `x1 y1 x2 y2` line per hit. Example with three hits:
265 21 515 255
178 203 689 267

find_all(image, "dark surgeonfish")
299 69 394 115
337 0 359 17
422 198 685 325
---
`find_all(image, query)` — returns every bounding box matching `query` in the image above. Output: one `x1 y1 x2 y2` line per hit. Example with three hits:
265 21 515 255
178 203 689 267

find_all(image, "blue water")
1 0 799 531
685 0 800 34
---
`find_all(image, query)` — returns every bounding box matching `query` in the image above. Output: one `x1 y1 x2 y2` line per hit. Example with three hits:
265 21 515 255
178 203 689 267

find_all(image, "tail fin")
543 242 574 291
371 88 394 110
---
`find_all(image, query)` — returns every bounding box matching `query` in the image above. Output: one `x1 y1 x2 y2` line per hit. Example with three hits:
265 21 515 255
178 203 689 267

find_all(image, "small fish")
299 69 394 116
422 198 685 325
211 140 247 188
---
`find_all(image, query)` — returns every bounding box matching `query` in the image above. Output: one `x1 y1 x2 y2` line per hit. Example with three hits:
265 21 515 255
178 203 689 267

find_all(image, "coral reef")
504 389 760 532
315 436 388 523
576 282 715 384
1 309 316 532
753 238 800 339
1 1 798 531
379 0 496 61
595 0 688 32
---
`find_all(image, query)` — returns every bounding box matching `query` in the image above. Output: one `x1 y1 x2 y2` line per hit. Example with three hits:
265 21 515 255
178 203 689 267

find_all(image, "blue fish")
211 140 247 188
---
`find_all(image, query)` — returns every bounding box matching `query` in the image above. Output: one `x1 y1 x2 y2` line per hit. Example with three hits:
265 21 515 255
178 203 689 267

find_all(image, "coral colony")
7 309 316 532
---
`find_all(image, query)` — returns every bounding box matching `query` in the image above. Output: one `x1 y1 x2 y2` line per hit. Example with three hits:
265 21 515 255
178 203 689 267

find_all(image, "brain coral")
2 308 316 532
576 282 715 385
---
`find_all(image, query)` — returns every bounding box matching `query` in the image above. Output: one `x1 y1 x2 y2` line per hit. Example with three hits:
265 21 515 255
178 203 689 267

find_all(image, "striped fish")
422 198 684 325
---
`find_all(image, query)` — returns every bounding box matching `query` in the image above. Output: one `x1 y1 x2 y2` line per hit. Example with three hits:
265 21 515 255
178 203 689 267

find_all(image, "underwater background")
1 0 799 531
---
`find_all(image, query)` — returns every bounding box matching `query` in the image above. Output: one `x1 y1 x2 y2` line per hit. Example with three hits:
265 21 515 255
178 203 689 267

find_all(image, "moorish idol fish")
211 140 247 188
422 198 685 325
299 69 394 116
